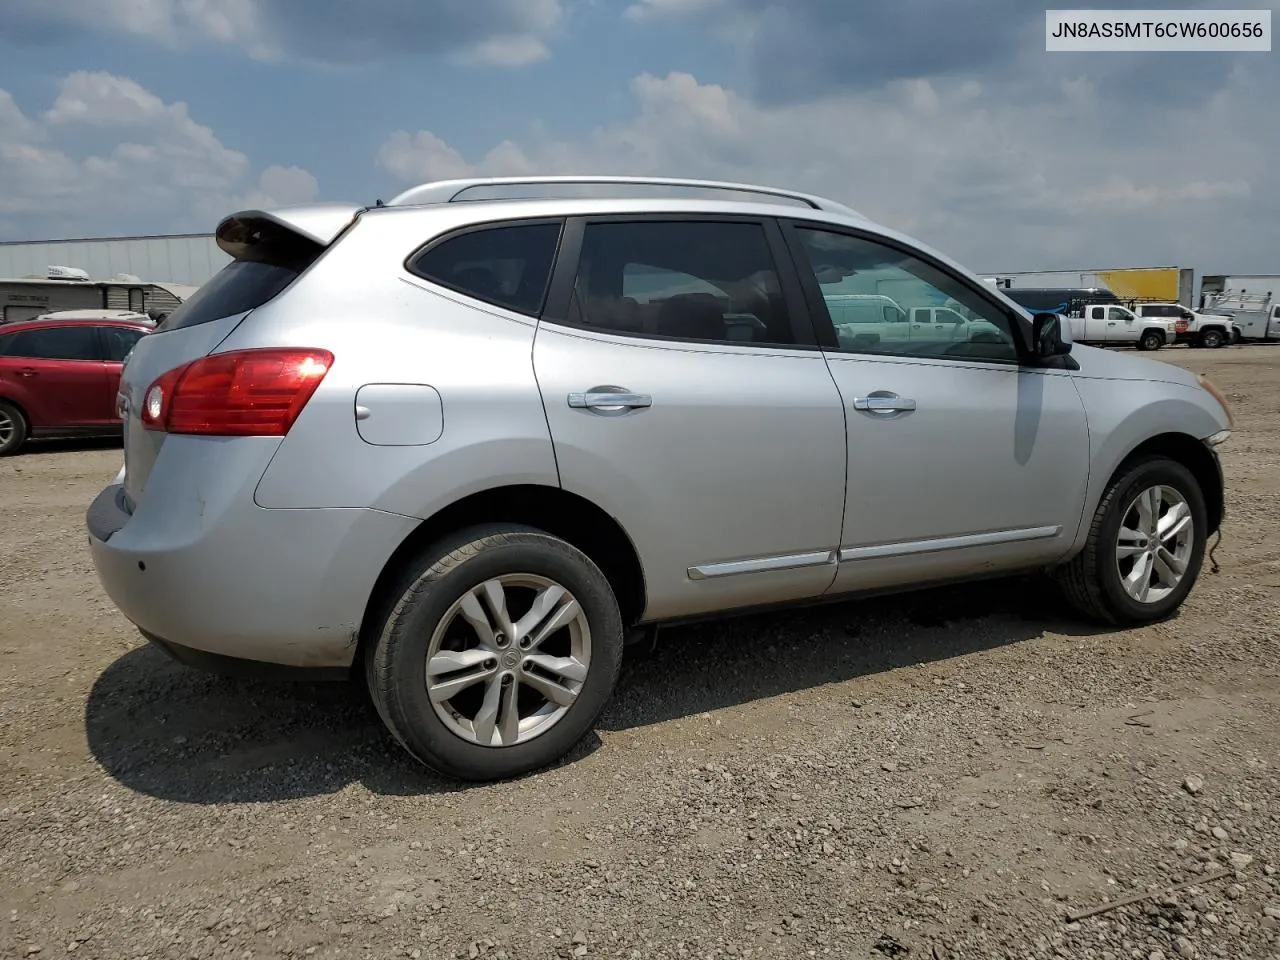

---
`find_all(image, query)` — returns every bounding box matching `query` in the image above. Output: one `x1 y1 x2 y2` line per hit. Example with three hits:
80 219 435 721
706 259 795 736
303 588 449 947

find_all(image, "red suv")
0 317 152 456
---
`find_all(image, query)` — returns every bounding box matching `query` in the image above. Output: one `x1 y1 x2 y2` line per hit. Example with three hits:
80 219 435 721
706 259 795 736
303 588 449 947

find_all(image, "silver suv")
86 176 1233 782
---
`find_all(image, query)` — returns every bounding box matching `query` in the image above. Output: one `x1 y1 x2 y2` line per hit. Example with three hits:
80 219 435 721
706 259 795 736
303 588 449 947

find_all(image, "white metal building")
0 233 228 287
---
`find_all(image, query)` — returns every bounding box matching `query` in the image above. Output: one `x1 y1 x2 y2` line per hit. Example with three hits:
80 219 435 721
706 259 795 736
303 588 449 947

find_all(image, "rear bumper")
87 477 417 670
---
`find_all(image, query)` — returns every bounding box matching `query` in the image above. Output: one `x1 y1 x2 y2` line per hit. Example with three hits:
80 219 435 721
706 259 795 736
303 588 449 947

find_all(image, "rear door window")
99 325 147 361
0 326 102 360
407 220 563 317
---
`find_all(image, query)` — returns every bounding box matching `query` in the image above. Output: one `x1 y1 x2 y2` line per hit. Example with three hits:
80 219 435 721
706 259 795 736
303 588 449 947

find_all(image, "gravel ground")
2 346 1278 960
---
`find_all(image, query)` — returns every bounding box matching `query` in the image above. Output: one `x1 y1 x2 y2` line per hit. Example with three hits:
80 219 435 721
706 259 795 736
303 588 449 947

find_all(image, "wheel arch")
357 483 647 666
0 395 30 425
0 396 31 452
1108 432 1224 535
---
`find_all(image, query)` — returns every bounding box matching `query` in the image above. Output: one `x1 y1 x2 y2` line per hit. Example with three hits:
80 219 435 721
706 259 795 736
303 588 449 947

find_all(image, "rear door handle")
18 368 37 378
567 388 653 414
853 394 916 414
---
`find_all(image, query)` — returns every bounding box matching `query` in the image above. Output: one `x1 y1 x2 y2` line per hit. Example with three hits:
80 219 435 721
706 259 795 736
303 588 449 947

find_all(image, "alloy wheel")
425 574 591 747
1115 484 1195 604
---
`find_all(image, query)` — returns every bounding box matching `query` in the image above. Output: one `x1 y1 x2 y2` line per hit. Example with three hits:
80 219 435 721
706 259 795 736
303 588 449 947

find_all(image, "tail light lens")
140 348 334 436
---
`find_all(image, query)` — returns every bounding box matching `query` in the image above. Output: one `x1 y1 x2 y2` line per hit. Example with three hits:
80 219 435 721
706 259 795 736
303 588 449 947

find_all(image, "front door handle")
18 368 37 378
567 387 653 414
852 394 916 414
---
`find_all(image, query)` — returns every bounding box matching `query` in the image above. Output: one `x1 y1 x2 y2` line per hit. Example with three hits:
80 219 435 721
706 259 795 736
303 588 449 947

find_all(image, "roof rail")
383 176 862 218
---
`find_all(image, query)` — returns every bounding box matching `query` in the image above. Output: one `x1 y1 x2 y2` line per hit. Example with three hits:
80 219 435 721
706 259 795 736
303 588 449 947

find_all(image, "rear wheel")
1198 328 1226 349
0 401 28 456
365 524 625 782
1137 329 1164 351
1056 457 1206 625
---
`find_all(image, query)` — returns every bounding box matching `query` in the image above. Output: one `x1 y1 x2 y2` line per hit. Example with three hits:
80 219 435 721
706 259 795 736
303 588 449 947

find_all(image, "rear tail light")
140 348 333 436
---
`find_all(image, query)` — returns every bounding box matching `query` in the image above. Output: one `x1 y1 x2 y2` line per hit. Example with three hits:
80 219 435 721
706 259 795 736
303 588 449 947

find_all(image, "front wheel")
364 524 625 782
1199 328 1226 349
1137 330 1164 351
1056 457 1207 625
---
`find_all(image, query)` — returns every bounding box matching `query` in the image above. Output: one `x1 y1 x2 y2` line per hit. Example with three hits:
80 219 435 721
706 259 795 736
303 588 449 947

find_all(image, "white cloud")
375 68 1280 273
460 34 553 67
234 165 321 210
0 72 318 241
623 0 729 21
6 0 561 66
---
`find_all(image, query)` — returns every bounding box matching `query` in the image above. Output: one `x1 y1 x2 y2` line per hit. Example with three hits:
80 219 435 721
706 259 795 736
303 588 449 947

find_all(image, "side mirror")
1032 312 1072 358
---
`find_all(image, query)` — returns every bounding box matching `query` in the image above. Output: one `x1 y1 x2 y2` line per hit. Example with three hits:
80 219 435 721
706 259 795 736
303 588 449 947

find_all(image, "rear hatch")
117 204 361 506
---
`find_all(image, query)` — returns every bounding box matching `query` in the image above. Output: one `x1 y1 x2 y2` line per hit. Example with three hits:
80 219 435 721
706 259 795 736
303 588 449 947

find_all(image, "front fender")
1068 378 1227 554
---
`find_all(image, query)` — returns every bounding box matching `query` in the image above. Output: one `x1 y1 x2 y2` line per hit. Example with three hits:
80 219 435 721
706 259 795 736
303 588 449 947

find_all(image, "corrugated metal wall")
0 235 229 286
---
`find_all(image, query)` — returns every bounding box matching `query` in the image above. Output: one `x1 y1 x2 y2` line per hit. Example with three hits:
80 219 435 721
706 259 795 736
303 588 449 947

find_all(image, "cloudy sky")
1 0 1277 273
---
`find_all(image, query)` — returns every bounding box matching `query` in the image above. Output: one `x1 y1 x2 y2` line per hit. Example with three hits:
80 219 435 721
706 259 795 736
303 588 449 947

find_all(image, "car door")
780 220 1092 597
0 325 109 428
1079 305 1105 341
1105 305 1135 343
533 215 848 622
910 307 958 344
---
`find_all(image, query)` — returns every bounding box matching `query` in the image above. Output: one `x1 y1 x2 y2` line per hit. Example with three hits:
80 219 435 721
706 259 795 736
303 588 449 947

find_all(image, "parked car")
1133 303 1235 349
85 176 1233 782
0 315 152 456
1068 304 1176 351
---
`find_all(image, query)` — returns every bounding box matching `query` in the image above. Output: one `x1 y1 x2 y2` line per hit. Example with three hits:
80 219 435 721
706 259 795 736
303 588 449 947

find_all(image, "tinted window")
566 220 795 345
409 222 562 316
159 260 303 333
0 326 101 360
99 325 146 361
1005 290 1070 312
791 227 1018 362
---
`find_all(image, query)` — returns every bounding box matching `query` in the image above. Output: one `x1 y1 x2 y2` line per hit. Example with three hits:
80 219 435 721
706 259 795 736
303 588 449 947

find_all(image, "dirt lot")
2 346 1278 960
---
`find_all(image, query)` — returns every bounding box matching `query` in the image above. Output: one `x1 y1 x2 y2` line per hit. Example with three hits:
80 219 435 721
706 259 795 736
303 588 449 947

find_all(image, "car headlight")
1197 373 1234 431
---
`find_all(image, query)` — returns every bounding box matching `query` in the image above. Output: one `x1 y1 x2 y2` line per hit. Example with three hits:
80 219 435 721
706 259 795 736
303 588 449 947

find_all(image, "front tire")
365 524 625 782
1199 328 1226 349
1056 457 1207 625
1137 330 1164 352
0 401 28 457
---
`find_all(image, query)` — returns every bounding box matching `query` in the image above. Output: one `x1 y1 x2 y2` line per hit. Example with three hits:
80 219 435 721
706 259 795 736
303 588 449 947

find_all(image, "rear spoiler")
215 203 365 259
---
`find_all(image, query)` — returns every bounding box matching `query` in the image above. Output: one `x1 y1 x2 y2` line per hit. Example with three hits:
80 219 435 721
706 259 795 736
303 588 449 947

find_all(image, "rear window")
157 218 323 332
157 261 302 332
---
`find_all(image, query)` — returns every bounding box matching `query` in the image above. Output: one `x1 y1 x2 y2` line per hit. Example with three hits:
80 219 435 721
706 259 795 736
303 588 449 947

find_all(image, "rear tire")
1198 328 1226 349
364 523 625 782
0 401 28 457
1137 330 1164 351
1055 457 1206 626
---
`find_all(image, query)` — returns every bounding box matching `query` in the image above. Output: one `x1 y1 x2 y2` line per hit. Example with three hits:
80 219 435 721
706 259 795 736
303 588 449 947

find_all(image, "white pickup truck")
824 295 1008 350
1132 302 1235 349
1065 303 1176 351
